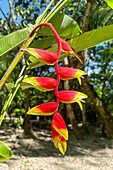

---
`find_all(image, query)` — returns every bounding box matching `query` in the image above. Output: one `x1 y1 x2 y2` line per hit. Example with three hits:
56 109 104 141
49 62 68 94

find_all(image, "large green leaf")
71 24 113 52
105 0 113 9
0 28 29 56
0 141 13 162
30 36 56 49
0 13 81 56
38 13 81 37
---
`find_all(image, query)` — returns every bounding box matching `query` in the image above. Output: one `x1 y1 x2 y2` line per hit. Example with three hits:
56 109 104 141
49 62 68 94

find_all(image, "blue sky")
0 0 13 19
0 0 46 23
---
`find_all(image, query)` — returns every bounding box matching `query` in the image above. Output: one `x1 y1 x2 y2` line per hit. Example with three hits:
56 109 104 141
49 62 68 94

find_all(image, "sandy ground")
0 125 113 170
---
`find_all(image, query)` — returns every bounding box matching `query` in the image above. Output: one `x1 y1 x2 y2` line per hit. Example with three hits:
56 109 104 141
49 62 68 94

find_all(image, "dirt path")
0 125 113 170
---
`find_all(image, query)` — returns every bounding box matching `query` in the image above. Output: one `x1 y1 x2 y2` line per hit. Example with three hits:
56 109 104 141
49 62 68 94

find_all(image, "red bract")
59 67 86 85
58 90 88 110
60 38 83 63
27 102 57 115
21 48 59 65
22 77 57 91
51 125 67 155
52 112 68 140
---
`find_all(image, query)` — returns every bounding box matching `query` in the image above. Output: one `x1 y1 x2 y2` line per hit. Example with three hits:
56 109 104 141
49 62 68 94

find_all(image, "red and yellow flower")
58 90 88 110
21 48 59 65
60 38 83 63
59 67 86 85
27 102 57 115
22 77 57 91
51 112 68 155
21 23 88 155
51 126 67 155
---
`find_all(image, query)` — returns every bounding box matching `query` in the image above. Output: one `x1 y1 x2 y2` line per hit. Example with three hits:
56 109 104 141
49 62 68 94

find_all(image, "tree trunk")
24 89 32 135
63 57 83 140
82 76 113 138
71 0 95 134
78 0 113 138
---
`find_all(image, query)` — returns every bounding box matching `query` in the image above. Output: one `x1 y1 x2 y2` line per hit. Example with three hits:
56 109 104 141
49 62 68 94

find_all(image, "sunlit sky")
0 0 46 23
0 0 14 19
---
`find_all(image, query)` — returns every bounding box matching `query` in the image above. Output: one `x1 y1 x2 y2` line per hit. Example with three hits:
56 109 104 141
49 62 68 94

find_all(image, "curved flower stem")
30 23 60 43
30 23 62 112
55 61 60 108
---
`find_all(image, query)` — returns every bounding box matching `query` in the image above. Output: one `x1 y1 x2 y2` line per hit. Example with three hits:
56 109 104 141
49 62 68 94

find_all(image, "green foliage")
0 12 81 56
0 28 29 56
105 0 113 9
38 13 81 37
0 142 13 162
71 24 113 52
86 41 113 114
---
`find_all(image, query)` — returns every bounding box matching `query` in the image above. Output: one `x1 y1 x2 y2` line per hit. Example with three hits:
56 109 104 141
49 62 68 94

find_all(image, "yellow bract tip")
69 51 83 64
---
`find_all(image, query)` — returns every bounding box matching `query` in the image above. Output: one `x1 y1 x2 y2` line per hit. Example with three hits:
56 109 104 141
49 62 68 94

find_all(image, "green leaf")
0 28 29 56
105 0 113 9
38 13 81 37
0 141 13 162
21 82 34 90
30 36 56 49
0 13 81 56
5 83 13 91
70 24 113 52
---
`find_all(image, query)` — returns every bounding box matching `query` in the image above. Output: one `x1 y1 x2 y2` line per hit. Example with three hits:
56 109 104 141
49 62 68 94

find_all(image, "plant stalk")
43 0 63 22
44 0 68 22
0 65 26 125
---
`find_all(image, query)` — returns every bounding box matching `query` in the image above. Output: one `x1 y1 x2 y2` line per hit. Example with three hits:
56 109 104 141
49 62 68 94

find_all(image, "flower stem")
43 0 64 22
36 0 54 25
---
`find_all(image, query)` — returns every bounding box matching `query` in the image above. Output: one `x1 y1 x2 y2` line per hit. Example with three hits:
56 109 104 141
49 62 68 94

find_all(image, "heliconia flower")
52 112 68 140
60 38 83 64
58 90 88 110
59 67 86 85
51 125 67 155
22 77 58 91
21 48 59 65
27 102 57 115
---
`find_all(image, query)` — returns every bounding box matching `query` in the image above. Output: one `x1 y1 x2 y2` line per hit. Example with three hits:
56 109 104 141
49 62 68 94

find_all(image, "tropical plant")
1 0 113 160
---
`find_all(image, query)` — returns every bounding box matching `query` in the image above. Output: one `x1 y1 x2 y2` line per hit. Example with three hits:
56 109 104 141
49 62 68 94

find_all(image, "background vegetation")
0 0 113 139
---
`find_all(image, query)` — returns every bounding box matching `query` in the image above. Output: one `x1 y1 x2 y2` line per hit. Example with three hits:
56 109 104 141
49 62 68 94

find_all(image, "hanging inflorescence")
22 23 87 155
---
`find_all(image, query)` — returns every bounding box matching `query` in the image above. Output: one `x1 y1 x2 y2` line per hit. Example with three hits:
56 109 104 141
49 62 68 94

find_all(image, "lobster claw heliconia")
51 126 67 155
58 90 88 110
52 112 68 140
51 112 68 155
21 23 88 155
27 102 57 115
22 77 58 91
21 48 59 65
59 67 86 85
60 38 83 63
